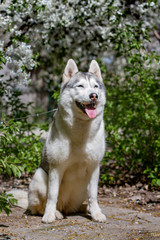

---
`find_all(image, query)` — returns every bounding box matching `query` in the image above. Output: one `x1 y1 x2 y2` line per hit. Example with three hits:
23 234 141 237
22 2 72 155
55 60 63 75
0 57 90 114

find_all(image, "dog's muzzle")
76 93 98 119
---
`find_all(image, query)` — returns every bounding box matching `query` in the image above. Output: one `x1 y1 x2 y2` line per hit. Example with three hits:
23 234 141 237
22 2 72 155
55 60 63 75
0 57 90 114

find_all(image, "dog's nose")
89 93 98 101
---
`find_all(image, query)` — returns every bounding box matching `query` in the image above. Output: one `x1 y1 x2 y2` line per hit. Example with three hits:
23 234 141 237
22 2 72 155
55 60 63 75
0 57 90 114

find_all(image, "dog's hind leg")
28 168 48 215
55 210 64 220
78 203 90 214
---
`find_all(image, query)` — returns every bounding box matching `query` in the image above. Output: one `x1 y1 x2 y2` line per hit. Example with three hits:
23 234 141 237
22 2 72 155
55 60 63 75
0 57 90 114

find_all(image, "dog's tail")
8 189 28 209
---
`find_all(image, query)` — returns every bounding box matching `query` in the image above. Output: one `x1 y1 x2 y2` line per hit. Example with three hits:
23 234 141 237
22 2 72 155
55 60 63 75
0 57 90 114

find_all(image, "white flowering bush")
0 0 159 85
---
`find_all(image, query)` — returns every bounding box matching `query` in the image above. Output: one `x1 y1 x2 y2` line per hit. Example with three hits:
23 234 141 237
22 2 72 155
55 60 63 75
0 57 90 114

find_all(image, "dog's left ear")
63 59 78 83
89 60 103 82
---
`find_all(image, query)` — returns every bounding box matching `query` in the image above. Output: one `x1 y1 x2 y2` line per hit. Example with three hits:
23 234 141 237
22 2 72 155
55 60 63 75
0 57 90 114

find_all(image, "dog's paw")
42 212 56 223
91 212 106 222
56 210 64 220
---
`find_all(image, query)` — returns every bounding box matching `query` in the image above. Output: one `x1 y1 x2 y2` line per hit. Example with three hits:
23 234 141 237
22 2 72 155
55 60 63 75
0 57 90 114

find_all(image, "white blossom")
109 15 117 23
0 41 4 51
0 0 159 85
150 2 155 7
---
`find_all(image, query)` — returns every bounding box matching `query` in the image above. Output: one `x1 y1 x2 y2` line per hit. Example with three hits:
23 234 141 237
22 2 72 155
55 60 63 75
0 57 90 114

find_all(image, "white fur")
63 59 78 84
89 60 103 82
8 189 28 209
15 59 106 223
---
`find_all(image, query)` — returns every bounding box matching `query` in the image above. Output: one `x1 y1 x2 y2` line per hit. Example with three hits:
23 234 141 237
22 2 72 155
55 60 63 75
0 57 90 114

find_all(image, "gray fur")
61 72 105 93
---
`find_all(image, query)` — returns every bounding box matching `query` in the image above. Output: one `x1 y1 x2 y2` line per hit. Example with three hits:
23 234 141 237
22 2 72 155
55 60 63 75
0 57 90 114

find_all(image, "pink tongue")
85 105 97 118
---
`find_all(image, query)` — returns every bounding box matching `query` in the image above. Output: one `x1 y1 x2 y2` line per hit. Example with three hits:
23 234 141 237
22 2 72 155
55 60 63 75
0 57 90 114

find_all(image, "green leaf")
156 179 160 186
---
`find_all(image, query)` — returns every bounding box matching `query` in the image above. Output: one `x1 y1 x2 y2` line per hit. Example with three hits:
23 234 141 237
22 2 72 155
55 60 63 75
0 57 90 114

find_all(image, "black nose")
89 93 98 100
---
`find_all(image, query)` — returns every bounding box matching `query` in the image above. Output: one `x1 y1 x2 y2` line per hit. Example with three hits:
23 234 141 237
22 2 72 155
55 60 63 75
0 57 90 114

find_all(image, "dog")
11 59 106 223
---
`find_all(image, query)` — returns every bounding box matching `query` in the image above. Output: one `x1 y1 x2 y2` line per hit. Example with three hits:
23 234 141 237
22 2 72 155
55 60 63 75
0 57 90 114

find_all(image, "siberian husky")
12 59 106 223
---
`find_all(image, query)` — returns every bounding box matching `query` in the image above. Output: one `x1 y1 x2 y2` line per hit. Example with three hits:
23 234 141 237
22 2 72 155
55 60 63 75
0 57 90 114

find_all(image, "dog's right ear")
89 60 103 82
63 59 78 83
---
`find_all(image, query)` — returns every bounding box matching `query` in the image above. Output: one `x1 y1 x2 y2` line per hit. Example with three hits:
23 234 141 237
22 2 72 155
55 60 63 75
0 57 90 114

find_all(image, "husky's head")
59 59 106 120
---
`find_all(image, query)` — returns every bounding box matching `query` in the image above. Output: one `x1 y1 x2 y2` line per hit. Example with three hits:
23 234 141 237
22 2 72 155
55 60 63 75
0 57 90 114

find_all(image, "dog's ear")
89 60 103 82
63 59 78 83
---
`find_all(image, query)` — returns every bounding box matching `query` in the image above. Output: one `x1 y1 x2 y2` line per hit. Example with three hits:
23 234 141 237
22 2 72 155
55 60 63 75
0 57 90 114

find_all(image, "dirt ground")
0 176 160 240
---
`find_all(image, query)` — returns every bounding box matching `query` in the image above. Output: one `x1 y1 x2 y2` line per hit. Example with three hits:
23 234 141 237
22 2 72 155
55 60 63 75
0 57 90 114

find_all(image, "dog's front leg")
42 166 63 223
88 165 106 222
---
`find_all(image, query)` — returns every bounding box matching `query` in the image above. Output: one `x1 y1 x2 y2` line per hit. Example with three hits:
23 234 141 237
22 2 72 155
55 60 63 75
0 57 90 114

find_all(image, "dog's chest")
69 139 101 164
46 119 105 166
62 161 90 183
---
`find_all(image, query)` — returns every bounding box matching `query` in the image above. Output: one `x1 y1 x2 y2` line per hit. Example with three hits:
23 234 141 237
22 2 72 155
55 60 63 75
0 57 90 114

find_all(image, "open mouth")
76 101 97 119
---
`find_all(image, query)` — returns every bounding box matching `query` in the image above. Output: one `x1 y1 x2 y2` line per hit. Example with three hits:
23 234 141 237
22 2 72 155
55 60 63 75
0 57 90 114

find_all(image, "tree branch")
153 29 160 42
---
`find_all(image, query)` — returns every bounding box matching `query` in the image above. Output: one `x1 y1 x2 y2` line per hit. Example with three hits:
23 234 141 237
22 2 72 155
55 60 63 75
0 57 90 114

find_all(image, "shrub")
0 192 17 215
0 60 43 214
102 26 160 186
0 77 43 176
0 118 43 177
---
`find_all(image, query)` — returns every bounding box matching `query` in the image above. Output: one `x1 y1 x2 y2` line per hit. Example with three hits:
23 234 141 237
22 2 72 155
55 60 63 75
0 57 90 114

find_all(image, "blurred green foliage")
0 62 43 214
102 23 160 187
0 192 17 216
0 118 42 176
